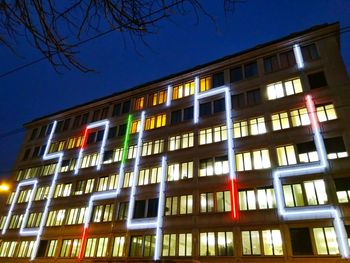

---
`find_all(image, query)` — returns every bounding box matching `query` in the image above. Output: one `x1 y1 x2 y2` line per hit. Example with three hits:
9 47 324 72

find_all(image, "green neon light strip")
121 114 133 164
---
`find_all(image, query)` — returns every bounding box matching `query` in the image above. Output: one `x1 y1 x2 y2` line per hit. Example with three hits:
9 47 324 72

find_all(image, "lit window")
249 117 266 135
145 113 166 130
129 235 155 257
117 202 128 220
66 207 87 225
296 141 319 163
134 97 144 110
267 78 302 100
239 188 276 211
241 231 260 255
0 241 17 257
172 81 194 100
168 132 194 151
97 174 118 191
200 232 216 256
167 161 193 181
149 90 167 106
92 204 114 222
165 195 193 216
313 227 339 255
200 193 214 213
252 149 271 169
271 112 290 131
142 139 164 156
199 125 227 145
112 236 125 257
17 240 35 257
138 166 162 185
325 137 348 159
334 178 350 203
200 191 231 213
162 233 192 256
131 120 140 134
257 188 276 209
262 230 283 255
199 156 228 176
316 104 337 122
239 190 256 210
200 76 212 92
233 121 248 138
235 152 252 171
85 237 109 257
46 209 66 226
276 145 297 166
242 229 283 256
60 239 81 257
290 108 310 127
122 172 133 188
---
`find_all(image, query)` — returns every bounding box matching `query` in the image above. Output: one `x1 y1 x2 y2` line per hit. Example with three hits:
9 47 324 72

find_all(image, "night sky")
1 0 350 179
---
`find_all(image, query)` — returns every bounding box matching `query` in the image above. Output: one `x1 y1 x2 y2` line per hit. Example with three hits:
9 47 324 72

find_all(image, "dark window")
171 110 182 125
81 113 89 125
247 88 261 106
23 148 31 161
46 123 53 135
101 107 109 120
32 146 40 159
108 126 117 139
92 110 100 122
55 121 64 134
118 124 127 136
30 128 38 141
73 115 81 128
86 132 96 145
147 198 159 217
280 50 296 68
103 150 113 162
121 100 131 114
112 103 121 117
62 118 70 131
61 159 70 168
325 137 346 153
290 228 313 255
36 240 48 257
134 200 146 218
200 102 212 117
308 71 327 89
212 72 224 88
183 106 193 121
213 98 225 113
302 44 319 61
296 140 316 154
264 55 279 73
39 145 46 157
334 178 350 191
39 125 47 138
244 61 258 78
230 67 243 82
231 93 245 110
96 130 105 142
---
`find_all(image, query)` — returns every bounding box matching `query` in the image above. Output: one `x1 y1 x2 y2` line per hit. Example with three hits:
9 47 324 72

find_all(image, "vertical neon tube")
166 85 172 107
293 44 304 69
194 77 199 124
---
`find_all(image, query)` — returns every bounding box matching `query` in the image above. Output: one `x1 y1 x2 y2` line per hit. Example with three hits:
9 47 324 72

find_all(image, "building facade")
0 22 350 262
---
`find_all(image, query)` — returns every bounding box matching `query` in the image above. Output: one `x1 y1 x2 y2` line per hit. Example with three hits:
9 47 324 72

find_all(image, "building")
0 22 350 262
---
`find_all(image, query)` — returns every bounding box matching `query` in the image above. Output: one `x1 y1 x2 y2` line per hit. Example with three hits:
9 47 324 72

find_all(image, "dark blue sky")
1 0 350 178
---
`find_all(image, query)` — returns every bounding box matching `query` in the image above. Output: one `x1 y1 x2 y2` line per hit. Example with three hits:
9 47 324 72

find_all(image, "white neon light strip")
273 95 349 258
293 44 304 69
166 85 172 107
74 120 110 175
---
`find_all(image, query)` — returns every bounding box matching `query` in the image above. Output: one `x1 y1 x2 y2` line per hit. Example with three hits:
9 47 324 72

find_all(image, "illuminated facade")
1 22 350 262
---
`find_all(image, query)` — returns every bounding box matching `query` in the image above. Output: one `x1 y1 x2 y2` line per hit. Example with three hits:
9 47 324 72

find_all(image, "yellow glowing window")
316 104 337 122
271 112 290 131
150 90 167 106
58 141 65 151
67 138 75 149
200 76 212 92
131 120 140 134
290 108 310 127
313 227 339 255
76 136 83 147
145 113 166 130
172 81 194 100
267 78 303 100
134 97 144 110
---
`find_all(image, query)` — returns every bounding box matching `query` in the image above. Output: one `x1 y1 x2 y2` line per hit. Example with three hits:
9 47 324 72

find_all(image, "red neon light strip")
230 179 239 220
78 227 88 260
80 127 89 150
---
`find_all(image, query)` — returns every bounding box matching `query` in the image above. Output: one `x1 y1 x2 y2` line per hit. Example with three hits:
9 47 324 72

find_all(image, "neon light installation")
293 44 304 69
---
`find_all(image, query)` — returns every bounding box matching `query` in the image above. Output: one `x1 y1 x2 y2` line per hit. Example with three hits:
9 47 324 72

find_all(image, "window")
145 113 166 130
112 103 121 117
308 71 327 89
249 117 266 135
264 55 279 73
242 230 283 256
247 88 261 106
267 78 302 100
325 136 348 159
17 240 35 257
276 145 297 166
301 43 319 61
85 237 109 257
100 107 109 119
290 108 310 127
172 81 194 100
74 178 95 195
46 209 66 226
272 112 290 131
141 139 164 156
167 161 193 181
200 232 233 256
37 239 57 257
280 49 296 69
138 166 162 185
129 235 155 257
73 115 81 128
118 123 127 136
121 100 131 114
290 228 313 255
171 110 182 125
66 207 87 225
213 98 225 113
233 120 248 138
244 61 258 78
81 113 89 125
230 66 243 82
26 212 42 228
117 202 128 220
212 72 224 88
200 191 231 213
0 241 17 257
235 149 271 171
149 90 166 106
60 239 81 257
199 102 211 117
200 76 212 92
134 97 145 110
334 178 350 203
92 110 100 122
162 233 192 256
183 106 193 121
54 183 72 198
199 156 229 177
232 93 245 109
283 179 328 207
296 140 318 163
112 236 125 257
165 195 193 215
30 128 38 140
168 132 194 151
133 198 158 219
239 188 276 210
122 171 134 188
313 227 339 255
199 125 227 145
316 104 337 122
92 204 114 222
